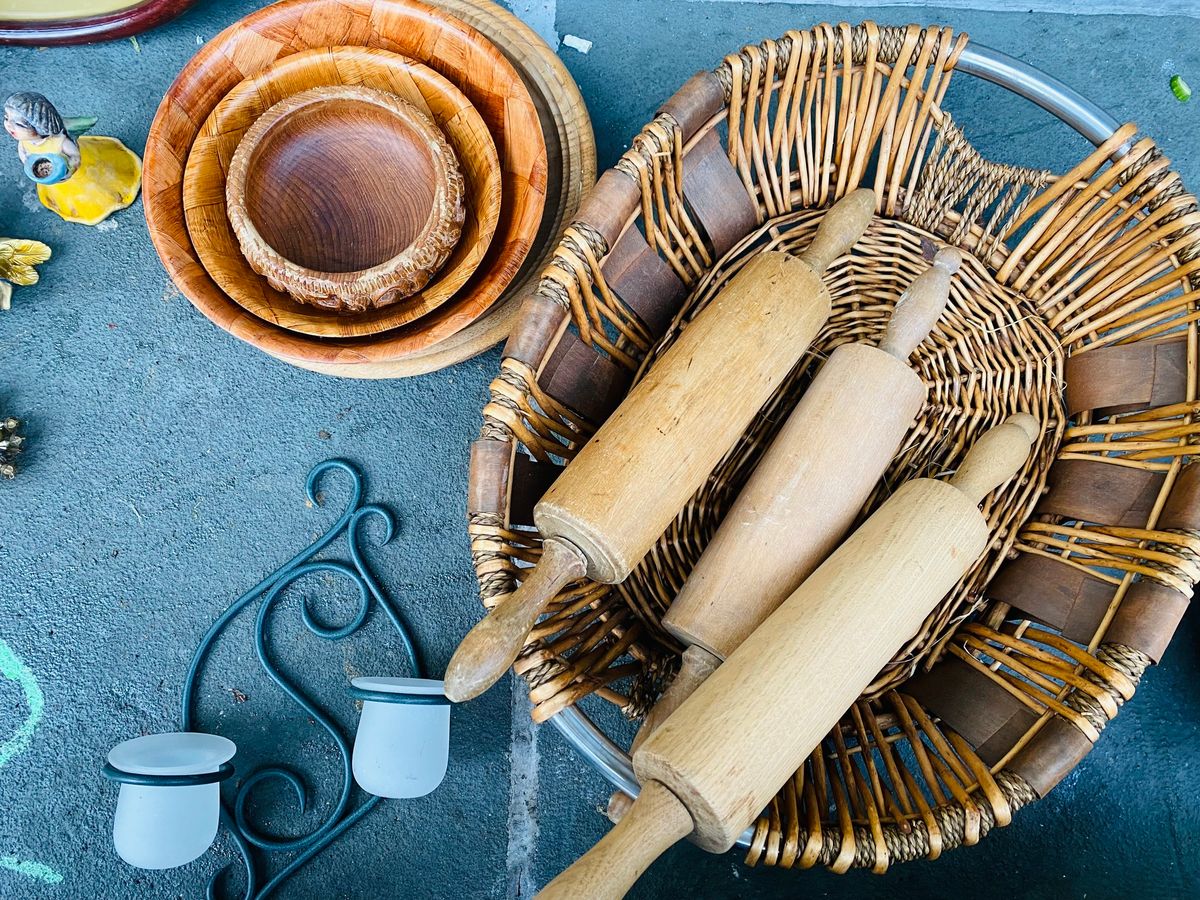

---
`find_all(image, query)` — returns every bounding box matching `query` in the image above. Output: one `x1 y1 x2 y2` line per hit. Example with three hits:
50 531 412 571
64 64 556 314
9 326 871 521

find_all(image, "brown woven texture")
468 22 1200 872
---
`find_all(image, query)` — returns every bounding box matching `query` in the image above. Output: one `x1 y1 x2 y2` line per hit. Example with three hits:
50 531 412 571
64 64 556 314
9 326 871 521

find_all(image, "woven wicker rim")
468 20 1200 873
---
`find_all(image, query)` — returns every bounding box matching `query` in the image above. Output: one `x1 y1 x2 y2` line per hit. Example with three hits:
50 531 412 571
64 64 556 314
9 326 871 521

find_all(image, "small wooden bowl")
147 0 547 368
226 85 464 315
184 46 501 339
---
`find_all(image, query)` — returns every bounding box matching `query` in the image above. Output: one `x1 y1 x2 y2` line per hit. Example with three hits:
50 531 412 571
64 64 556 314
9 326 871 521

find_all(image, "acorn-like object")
1 417 24 479
4 92 141 225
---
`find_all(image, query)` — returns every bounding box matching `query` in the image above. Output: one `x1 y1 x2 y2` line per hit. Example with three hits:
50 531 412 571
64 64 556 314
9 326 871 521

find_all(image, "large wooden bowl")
145 0 547 372
184 46 501 338
226 85 465 316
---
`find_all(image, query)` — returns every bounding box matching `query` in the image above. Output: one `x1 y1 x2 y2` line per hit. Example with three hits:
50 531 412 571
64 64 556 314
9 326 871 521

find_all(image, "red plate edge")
0 0 196 46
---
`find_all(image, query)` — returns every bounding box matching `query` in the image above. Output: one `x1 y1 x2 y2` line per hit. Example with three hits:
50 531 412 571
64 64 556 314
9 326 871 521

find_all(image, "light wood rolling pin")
444 189 878 702
537 413 1040 899
623 247 962 753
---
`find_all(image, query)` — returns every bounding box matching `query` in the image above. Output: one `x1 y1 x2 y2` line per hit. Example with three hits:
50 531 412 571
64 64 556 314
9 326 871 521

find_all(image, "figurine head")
4 93 80 184
4 92 64 141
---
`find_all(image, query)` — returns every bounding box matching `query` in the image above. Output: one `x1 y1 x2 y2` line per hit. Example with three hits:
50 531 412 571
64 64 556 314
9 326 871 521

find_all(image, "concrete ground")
2 0 1198 897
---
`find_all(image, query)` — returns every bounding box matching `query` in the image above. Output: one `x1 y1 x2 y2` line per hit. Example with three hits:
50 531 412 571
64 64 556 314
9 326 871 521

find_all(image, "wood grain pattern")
537 193 874 585
445 249 834 701
662 247 959 661
661 345 926 657
271 0 597 376
609 250 958 815
647 482 989 849
445 198 873 702
226 85 465 316
184 47 500 338
144 0 548 368
537 781 693 900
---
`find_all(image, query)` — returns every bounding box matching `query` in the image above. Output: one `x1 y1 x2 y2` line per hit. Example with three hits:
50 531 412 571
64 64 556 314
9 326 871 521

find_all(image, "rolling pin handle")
796 188 877 275
444 537 587 702
949 413 1040 505
878 246 962 361
536 781 694 900
629 645 721 754
608 646 723 824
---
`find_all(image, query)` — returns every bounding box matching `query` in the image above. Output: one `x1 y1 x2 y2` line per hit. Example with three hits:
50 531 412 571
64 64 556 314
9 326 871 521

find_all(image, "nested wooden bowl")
468 21 1200 875
146 0 548 373
296 0 596 377
226 85 465 316
184 46 501 339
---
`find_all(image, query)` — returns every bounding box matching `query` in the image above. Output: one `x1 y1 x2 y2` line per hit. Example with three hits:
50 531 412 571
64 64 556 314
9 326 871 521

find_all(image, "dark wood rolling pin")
444 189 877 702
624 247 962 752
537 413 1039 899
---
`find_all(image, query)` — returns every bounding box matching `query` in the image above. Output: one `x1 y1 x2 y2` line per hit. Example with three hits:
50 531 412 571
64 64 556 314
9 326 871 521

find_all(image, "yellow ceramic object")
37 135 141 225
0 237 51 310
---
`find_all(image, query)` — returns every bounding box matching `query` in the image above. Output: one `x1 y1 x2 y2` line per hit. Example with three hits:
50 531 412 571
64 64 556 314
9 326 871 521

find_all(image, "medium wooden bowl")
184 46 501 338
226 85 465 315
145 0 547 370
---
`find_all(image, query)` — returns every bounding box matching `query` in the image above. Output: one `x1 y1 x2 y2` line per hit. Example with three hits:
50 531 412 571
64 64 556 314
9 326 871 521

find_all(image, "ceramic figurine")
3 92 141 225
0 237 51 310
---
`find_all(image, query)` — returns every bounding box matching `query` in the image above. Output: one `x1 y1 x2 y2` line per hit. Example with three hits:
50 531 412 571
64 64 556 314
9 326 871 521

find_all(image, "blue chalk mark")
0 638 63 887
0 858 63 885
0 638 44 767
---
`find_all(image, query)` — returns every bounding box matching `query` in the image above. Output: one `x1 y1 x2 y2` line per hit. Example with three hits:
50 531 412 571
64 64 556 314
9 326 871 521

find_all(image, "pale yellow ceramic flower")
0 238 51 310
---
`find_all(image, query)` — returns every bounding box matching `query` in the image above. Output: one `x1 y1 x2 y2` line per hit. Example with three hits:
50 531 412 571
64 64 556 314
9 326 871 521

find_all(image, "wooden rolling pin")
538 413 1039 899
444 189 877 702
626 247 961 751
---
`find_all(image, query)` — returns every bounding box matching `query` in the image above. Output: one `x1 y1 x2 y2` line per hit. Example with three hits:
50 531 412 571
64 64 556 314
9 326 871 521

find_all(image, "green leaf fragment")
1170 74 1191 102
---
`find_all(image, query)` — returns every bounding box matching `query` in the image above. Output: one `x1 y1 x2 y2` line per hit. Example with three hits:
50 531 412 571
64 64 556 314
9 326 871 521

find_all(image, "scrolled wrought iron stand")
175 458 423 900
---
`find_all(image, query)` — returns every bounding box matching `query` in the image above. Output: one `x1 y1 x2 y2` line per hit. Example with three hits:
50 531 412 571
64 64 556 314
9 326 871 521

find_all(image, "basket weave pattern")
468 22 1200 871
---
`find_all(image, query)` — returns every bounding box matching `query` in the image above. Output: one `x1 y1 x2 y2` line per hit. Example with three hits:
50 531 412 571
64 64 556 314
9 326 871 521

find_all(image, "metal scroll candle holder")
102 459 449 897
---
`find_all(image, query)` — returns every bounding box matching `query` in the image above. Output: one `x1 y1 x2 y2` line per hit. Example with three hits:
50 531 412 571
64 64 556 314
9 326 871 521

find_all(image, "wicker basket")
467 21 1200 872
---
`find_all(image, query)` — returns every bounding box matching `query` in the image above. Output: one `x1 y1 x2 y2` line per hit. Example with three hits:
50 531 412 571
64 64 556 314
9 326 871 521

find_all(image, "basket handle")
956 44 1120 149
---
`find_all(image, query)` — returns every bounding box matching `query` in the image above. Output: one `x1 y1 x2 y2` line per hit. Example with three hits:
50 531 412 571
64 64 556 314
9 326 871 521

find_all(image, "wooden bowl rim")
183 44 502 339
225 84 465 313
145 0 547 364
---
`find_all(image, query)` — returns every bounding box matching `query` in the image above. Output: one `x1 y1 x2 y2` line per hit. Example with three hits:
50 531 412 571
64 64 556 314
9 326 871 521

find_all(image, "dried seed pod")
0 415 22 478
